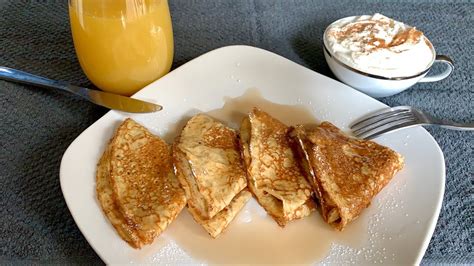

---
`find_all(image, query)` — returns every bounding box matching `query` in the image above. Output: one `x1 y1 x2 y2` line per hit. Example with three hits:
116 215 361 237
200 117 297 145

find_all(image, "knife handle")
0 66 163 113
0 66 86 97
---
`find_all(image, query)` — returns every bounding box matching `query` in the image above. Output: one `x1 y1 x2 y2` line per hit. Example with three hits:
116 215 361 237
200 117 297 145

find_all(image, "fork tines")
351 106 418 139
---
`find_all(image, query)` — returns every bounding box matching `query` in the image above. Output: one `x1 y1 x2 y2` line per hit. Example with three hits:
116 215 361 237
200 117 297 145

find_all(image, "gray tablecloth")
0 0 472 264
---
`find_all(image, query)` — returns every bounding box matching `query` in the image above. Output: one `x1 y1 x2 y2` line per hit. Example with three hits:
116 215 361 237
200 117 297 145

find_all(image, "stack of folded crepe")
97 109 406 248
240 108 315 226
290 122 404 230
173 114 252 238
96 119 186 248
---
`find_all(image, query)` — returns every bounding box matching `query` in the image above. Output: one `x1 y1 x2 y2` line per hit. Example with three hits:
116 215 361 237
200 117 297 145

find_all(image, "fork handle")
436 123 474 131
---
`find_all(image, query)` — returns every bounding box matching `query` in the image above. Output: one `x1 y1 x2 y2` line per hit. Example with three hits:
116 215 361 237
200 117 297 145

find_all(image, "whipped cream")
324 14 434 77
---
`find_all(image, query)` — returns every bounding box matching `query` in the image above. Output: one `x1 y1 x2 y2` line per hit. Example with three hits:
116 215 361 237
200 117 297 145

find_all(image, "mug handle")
418 55 454 83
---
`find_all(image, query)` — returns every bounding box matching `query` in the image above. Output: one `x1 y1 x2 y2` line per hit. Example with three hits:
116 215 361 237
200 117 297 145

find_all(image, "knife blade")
0 66 162 113
80 87 162 113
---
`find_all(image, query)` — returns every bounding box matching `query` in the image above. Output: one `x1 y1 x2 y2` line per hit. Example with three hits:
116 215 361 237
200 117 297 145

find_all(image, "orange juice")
69 0 173 96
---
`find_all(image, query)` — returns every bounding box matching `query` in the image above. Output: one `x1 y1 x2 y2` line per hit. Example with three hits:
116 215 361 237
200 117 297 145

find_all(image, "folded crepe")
240 108 315 227
187 189 252 238
289 122 404 230
173 114 250 237
96 118 186 248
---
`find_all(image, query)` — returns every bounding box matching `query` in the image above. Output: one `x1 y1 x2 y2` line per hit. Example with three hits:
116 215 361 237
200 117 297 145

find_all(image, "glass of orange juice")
69 0 173 96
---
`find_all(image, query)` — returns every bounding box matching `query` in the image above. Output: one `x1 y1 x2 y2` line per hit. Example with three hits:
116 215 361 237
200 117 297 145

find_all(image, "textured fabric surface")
0 0 472 264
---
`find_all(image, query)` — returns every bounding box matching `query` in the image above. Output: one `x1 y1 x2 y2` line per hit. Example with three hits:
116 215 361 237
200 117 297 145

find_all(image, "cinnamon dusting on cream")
324 14 434 77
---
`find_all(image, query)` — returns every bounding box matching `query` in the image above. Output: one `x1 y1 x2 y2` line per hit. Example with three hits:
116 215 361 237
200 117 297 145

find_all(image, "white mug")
323 17 454 98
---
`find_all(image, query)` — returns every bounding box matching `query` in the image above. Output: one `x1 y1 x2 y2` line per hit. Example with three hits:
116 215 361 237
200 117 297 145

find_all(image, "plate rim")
59 45 446 264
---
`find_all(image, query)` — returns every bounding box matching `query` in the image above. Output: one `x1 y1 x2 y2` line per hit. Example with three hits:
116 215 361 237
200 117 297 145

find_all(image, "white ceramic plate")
60 46 445 265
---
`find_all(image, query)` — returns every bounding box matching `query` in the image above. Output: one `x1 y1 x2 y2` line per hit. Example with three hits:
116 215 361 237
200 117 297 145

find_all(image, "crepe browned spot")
240 108 315 227
289 122 404 230
96 118 186 248
173 114 249 237
96 143 142 248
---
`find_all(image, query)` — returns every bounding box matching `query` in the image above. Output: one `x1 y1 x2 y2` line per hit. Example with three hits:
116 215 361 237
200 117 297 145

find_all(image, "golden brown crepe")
96 118 186 248
289 122 404 231
96 143 142 248
173 114 249 237
187 189 252 238
240 108 315 227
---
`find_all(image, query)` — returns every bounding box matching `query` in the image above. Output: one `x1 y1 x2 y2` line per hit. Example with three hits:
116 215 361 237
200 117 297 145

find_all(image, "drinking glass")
69 0 173 96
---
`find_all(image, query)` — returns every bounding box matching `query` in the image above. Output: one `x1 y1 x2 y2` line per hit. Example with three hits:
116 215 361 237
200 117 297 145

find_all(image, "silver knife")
0 66 162 113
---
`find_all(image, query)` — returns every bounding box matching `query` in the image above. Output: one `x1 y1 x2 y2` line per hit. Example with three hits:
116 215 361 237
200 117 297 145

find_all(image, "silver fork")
351 106 474 139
